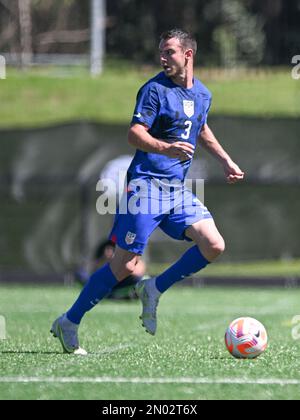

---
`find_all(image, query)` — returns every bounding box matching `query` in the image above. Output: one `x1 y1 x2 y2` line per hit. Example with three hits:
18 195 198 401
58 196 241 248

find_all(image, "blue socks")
67 263 118 324
66 247 209 324
155 246 210 293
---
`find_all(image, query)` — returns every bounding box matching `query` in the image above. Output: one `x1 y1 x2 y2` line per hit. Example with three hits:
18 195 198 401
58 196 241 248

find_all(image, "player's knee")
110 257 136 281
212 238 225 257
207 237 225 261
123 260 136 277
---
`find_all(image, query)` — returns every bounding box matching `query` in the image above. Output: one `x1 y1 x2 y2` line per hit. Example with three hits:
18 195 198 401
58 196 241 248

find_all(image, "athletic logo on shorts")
183 100 194 118
125 231 136 245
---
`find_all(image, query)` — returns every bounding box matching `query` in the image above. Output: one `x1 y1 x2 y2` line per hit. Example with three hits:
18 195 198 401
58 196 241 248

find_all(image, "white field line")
0 377 300 386
96 343 133 354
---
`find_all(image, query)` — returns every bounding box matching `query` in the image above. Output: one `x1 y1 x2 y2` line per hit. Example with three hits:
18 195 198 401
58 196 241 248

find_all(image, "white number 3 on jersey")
181 120 192 140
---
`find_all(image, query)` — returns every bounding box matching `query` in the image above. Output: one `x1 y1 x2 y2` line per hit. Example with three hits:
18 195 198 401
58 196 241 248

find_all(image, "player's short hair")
160 28 197 56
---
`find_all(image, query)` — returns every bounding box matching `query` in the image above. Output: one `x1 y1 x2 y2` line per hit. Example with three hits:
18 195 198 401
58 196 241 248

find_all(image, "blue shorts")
109 183 213 255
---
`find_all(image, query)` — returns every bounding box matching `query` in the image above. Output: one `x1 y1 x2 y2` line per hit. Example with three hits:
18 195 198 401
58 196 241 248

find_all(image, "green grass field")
1 285 300 400
151 259 300 278
0 66 298 128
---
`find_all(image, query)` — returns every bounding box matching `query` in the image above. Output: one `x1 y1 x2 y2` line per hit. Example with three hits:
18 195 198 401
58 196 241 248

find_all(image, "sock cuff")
191 245 211 265
102 263 118 288
90 263 118 289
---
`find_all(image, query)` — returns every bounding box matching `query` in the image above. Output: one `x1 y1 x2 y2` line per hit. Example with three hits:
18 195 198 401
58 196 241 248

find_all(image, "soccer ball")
225 317 268 359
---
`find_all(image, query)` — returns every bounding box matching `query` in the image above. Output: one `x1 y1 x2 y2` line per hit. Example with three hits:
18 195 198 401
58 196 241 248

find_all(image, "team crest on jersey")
125 231 136 245
183 100 194 118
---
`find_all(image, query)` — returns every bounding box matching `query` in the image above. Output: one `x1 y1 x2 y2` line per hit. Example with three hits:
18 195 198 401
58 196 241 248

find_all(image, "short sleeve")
197 94 212 136
130 83 160 129
203 96 212 125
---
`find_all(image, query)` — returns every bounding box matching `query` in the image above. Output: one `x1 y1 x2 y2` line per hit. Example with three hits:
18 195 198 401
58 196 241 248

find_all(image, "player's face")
104 246 115 261
159 38 188 79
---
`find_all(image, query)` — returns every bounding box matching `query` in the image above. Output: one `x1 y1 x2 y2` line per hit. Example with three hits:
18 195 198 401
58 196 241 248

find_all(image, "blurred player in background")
51 28 244 354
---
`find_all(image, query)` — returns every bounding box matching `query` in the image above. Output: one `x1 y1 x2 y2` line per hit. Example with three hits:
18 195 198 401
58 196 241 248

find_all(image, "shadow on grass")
0 350 63 355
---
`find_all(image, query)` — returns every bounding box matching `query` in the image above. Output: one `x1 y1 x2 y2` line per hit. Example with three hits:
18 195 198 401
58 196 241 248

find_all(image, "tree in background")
18 0 32 68
31 0 89 54
204 0 265 67
0 0 19 55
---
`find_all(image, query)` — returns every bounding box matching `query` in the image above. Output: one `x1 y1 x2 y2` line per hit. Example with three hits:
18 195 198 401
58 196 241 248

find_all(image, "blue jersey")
127 71 212 182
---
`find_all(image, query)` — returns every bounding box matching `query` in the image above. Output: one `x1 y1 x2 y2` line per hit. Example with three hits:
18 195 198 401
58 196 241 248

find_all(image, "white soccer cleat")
50 314 87 355
135 278 161 336
74 347 88 356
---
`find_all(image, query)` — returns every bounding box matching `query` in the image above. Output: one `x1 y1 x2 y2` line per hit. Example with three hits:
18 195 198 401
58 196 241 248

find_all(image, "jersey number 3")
181 120 192 140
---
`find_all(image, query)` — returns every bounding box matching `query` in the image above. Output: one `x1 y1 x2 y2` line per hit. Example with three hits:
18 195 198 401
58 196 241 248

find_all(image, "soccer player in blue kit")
51 29 244 354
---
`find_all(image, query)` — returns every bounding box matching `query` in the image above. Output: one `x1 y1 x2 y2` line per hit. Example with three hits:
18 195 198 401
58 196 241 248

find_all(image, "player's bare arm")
198 123 244 184
128 123 195 161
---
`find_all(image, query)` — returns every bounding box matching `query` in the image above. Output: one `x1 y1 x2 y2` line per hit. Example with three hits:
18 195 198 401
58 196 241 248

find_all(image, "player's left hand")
223 160 245 184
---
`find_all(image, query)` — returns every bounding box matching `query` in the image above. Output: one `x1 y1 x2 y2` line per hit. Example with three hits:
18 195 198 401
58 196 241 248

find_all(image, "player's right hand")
164 142 195 161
